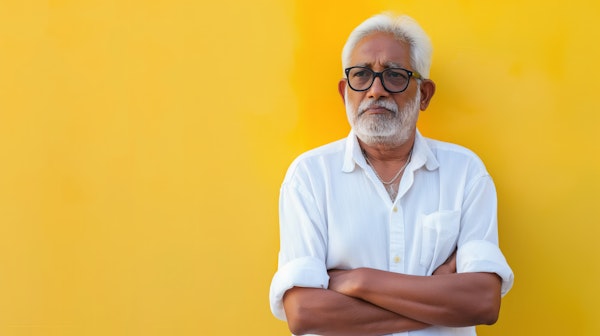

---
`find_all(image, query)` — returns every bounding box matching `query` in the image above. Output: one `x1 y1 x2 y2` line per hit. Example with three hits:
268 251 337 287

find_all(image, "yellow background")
1 0 599 335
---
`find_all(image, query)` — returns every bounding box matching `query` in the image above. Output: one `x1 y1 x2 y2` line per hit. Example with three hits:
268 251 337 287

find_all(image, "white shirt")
269 130 514 336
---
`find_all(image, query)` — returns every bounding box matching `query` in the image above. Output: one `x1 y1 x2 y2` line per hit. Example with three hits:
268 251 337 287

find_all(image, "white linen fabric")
269 130 514 336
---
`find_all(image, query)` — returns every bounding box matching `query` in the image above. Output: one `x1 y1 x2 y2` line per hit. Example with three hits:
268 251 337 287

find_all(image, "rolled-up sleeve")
455 173 514 296
269 256 330 320
457 240 514 296
269 166 329 321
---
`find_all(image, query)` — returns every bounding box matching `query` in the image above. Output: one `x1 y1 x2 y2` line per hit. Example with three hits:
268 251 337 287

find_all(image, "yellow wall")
1 0 598 335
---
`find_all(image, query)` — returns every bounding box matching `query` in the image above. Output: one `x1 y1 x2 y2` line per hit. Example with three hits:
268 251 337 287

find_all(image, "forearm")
283 287 429 336
332 269 502 327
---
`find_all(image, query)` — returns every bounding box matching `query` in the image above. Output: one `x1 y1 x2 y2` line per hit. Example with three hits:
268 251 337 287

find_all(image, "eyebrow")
352 61 408 69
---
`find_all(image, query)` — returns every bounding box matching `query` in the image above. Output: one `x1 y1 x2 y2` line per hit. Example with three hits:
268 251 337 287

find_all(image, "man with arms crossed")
270 13 514 336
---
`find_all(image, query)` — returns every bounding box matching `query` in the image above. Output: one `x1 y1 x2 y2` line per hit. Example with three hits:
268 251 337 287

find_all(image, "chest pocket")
419 210 461 275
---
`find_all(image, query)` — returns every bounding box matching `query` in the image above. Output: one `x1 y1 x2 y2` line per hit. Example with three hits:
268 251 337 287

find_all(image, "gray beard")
346 89 421 147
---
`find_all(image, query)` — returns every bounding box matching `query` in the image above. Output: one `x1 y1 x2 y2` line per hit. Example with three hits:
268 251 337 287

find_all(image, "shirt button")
393 206 398 212
393 255 401 263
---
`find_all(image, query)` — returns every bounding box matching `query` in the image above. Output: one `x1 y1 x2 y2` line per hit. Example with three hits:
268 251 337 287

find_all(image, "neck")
360 136 414 201
358 134 415 163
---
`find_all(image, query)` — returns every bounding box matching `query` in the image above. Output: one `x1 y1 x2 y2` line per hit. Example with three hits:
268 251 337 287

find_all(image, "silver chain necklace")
364 150 412 185
364 150 412 200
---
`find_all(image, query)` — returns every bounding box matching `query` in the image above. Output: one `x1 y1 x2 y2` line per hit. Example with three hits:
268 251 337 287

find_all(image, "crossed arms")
282 253 502 336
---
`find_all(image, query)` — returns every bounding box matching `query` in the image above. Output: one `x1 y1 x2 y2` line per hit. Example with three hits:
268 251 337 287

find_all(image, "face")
341 32 423 147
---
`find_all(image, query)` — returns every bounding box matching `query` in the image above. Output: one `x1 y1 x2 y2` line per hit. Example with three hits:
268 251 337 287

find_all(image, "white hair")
341 13 433 78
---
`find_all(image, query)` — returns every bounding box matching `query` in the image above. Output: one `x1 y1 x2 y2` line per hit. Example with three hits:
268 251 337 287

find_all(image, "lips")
359 105 393 116
365 106 390 113
356 99 399 117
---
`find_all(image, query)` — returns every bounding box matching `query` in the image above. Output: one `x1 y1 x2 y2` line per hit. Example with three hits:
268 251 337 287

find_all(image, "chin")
356 132 409 147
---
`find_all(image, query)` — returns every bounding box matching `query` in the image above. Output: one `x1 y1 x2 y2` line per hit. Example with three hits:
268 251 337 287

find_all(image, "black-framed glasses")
344 66 422 93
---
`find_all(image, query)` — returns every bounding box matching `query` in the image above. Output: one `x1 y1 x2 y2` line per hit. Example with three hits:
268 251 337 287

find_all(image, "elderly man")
269 13 514 336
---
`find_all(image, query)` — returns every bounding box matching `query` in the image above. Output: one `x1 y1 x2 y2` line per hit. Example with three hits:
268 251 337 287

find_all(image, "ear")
338 79 347 103
419 79 436 111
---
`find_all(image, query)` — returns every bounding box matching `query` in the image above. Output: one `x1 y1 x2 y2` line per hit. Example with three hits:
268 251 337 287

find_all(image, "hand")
432 250 457 275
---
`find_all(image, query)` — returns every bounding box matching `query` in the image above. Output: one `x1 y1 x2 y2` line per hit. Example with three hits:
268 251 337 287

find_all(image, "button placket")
389 202 404 272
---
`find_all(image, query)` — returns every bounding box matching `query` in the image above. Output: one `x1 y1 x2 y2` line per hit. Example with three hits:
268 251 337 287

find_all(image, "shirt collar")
342 129 439 173
342 130 365 173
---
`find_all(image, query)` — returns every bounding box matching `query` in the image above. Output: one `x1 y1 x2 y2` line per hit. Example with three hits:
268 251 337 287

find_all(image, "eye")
352 69 370 78
385 70 408 80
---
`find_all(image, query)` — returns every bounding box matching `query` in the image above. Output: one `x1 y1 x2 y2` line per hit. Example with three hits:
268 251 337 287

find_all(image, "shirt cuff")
457 240 514 296
269 256 330 321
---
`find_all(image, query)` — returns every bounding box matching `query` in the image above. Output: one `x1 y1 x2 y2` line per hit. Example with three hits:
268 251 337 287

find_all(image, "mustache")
357 99 399 116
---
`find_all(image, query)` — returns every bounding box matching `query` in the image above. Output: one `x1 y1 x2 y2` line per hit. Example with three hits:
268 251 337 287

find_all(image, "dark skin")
283 33 502 335
284 252 490 336
326 267 501 328
284 252 501 335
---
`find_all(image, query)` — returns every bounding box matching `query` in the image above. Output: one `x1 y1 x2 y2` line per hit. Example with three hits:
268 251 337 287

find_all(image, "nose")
367 75 389 100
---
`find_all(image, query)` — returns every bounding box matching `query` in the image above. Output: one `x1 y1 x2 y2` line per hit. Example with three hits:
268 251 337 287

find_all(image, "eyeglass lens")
347 67 410 92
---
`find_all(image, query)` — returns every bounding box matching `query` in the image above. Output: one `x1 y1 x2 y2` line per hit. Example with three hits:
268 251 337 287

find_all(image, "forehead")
349 32 411 68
